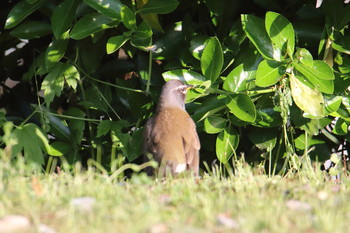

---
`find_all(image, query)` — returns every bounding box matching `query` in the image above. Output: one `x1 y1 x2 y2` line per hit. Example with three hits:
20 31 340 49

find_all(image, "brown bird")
143 80 200 177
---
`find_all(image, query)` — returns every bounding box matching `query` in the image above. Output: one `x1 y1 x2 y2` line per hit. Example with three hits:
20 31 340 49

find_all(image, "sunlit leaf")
41 63 80 106
51 0 79 39
121 5 136 30
189 35 210 60
241 14 280 61
48 141 71 156
70 13 119 40
295 48 313 67
83 0 123 19
201 37 223 82
265 11 295 58
332 118 348 135
290 72 324 118
223 64 250 92
226 94 256 123
45 35 69 69
106 35 129 54
130 21 153 49
294 61 334 94
324 96 342 115
163 69 206 85
204 116 226 134
216 127 239 163
256 60 285 87
5 0 46 29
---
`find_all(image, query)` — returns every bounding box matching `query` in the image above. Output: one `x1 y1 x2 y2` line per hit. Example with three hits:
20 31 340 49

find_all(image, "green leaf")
163 69 206 85
223 64 250 92
106 35 129 54
204 116 226 134
11 123 48 164
201 37 223 82
41 63 80 106
51 0 79 39
189 35 210 60
65 108 85 145
226 94 256 123
45 36 69 69
130 22 153 49
294 61 334 94
332 35 350 55
324 96 343 115
97 120 113 137
216 127 239 164
295 48 313 67
333 118 348 135
70 13 119 40
126 129 143 161
254 107 282 128
241 14 280 61
9 21 51 39
121 5 136 30
248 128 277 152
192 96 227 122
5 0 46 29
256 60 285 87
83 0 123 19
294 134 316 151
265 11 295 58
137 0 179 14
48 141 71 156
64 65 80 91
139 13 163 32
43 109 71 142
290 72 324 118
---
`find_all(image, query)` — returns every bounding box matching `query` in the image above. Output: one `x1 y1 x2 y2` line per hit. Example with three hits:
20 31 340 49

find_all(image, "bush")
0 0 349 174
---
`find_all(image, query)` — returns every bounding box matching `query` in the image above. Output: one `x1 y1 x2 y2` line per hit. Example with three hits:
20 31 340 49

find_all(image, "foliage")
0 0 349 174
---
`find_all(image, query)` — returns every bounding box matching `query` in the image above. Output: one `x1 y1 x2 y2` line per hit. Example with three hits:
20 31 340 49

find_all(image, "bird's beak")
186 85 194 90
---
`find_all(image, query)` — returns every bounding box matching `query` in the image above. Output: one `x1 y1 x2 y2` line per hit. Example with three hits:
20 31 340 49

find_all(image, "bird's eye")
177 86 187 94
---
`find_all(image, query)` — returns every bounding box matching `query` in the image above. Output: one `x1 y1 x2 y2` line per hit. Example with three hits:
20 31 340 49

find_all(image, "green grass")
0 159 349 233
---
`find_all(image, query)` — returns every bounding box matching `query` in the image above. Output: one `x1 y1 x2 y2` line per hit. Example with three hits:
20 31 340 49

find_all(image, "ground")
0 160 349 233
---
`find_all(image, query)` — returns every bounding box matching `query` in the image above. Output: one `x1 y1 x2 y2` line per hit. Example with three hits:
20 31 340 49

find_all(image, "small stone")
70 197 96 212
149 223 169 233
38 224 56 233
286 199 312 211
0 215 31 233
317 191 328 200
216 213 239 229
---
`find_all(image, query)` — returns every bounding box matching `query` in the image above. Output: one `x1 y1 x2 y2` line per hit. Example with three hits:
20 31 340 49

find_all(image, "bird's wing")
183 117 200 165
143 117 157 154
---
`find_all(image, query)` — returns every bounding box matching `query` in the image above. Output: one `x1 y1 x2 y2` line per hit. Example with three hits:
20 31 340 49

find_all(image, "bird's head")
157 80 193 111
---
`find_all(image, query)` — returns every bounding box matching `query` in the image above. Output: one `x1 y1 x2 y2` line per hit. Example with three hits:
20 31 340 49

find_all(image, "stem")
46 112 100 122
96 89 121 120
268 149 272 177
64 56 145 93
78 80 95 160
146 45 153 95
208 87 276 96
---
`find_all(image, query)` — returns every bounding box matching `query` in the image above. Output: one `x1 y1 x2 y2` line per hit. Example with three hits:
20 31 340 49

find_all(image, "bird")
143 79 200 177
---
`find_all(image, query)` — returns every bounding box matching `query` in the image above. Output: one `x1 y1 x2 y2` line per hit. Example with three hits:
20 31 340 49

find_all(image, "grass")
0 159 349 233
